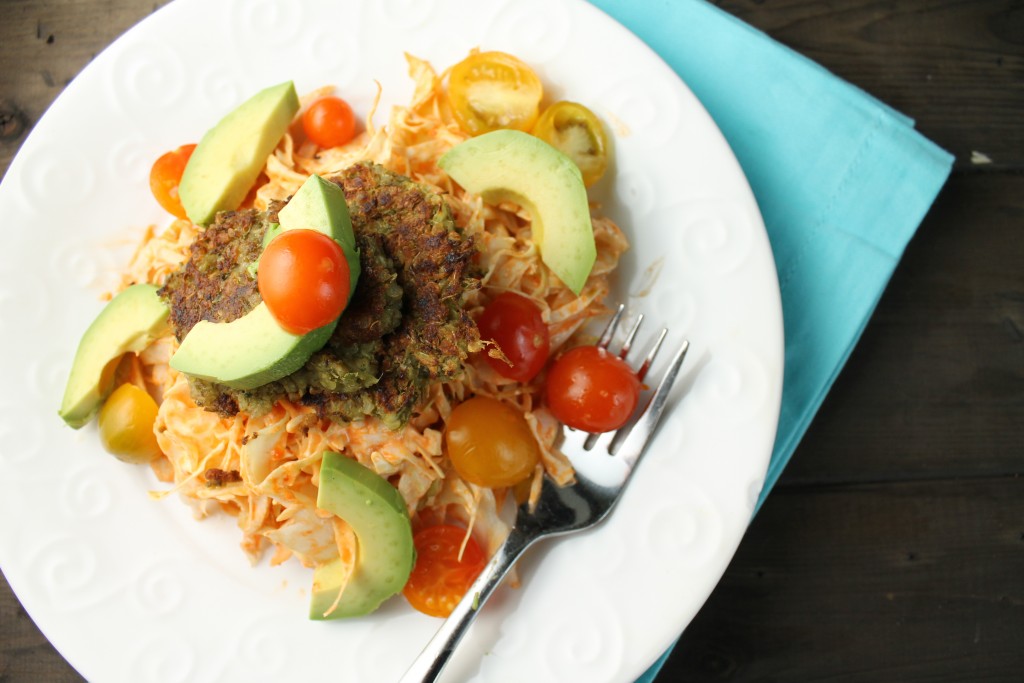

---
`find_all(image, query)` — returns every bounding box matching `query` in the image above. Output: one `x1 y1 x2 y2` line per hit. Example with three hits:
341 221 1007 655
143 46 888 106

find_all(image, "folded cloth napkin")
585 0 955 680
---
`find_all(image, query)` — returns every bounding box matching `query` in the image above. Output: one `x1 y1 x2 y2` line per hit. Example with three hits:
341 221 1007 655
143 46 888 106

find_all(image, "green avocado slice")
276 173 361 299
59 284 170 429
309 451 414 619
170 175 359 390
179 81 300 226
439 129 596 295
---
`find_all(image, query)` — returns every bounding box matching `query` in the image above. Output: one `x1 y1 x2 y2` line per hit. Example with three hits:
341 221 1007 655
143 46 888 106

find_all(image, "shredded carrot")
123 54 627 587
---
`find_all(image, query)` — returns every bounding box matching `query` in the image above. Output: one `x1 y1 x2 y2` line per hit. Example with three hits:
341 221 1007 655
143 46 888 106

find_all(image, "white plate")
0 0 783 681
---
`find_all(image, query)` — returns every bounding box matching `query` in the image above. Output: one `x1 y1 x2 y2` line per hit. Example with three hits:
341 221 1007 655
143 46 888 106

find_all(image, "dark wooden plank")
716 0 1024 170
661 477 1024 682
2 1 1022 173
0 576 81 682
781 171 1024 484
0 0 161 176
1 1 1021 683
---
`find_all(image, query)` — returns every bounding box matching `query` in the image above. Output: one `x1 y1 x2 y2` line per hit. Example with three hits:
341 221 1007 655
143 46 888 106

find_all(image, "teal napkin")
584 0 955 680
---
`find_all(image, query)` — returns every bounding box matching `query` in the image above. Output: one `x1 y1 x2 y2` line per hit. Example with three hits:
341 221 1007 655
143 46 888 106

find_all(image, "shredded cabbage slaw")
120 54 628 594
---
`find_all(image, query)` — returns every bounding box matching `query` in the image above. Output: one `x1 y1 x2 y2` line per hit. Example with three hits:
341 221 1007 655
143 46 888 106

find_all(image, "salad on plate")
57 49 636 621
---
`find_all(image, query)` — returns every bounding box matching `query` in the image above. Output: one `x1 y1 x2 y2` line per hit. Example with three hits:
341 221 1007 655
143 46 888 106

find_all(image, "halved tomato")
447 51 543 136
532 101 609 186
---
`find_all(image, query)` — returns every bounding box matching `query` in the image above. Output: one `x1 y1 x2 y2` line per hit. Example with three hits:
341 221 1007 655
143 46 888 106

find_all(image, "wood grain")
668 477 1024 682
716 0 1024 171
1 1 1022 682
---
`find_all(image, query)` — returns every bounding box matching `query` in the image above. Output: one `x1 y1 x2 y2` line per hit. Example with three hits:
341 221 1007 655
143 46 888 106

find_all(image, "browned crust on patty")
159 162 480 428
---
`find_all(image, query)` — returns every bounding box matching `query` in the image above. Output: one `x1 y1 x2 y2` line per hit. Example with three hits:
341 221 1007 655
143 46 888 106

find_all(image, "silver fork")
399 305 690 683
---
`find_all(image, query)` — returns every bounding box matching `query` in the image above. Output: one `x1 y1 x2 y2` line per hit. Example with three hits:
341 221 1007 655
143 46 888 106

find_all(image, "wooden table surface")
2 1 1021 681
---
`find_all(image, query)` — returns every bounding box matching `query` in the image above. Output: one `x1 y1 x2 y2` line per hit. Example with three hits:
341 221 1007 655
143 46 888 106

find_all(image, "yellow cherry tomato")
531 101 609 186
445 396 540 488
98 383 162 464
447 51 543 136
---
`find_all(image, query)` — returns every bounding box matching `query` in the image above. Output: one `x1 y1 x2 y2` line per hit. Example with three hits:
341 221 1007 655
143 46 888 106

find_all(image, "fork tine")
583 323 668 452
596 304 626 349
615 338 690 470
635 328 668 383
618 314 644 359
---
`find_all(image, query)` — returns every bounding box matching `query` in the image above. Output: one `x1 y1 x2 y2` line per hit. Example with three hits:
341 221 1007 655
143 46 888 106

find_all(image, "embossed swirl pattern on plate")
570 522 630 579
377 0 438 30
308 31 361 86
229 614 292 675
649 288 699 335
612 168 659 220
130 635 197 683
107 135 153 188
692 343 772 424
676 199 757 276
50 240 119 291
13 144 96 213
541 589 625 681
193 62 246 114
484 0 572 62
132 570 191 619
107 38 188 118
601 72 684 149
227 0 306 50
25 536 112 613
60 466 116 520
645 483 724 571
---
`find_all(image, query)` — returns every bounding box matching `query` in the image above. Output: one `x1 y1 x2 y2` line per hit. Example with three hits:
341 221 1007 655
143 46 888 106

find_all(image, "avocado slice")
309 451 414 619
276 173 361 299
439 129 597 295
170 175 359 390
59 284 170 429
179 81 299 226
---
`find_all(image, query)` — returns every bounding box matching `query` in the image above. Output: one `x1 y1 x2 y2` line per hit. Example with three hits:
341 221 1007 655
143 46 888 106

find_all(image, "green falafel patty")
159 162 481 428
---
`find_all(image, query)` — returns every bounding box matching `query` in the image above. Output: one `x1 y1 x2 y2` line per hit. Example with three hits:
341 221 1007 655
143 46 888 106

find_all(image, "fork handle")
398 526 536 683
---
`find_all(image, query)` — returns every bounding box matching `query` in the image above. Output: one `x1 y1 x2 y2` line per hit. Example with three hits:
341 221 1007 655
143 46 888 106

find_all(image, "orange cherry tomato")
476 292 550 383
531 101 609 187
302 96 357 148
149 144 196 219
97 383 162 464
447 51 543 136
257 229 350 335
445 396 540 488
546 345 640 433
403 525 487 618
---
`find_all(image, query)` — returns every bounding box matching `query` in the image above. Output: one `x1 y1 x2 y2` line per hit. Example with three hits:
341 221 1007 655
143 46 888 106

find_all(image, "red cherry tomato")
403 525 486 618
257 229 350 335
302 96 357 148
445 396 540 488
546 345 641 433
149 144 196 219
476 292 550 382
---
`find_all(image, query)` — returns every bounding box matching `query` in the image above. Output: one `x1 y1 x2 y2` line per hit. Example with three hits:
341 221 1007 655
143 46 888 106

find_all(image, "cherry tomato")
477 293 550 382
546 345 640 433
531 101 609 187
98 383 162 464
445 396 540 488
257 229 350 335
149 144 196 219
302 96 357 148
447 51 543 136
403 525 486 618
